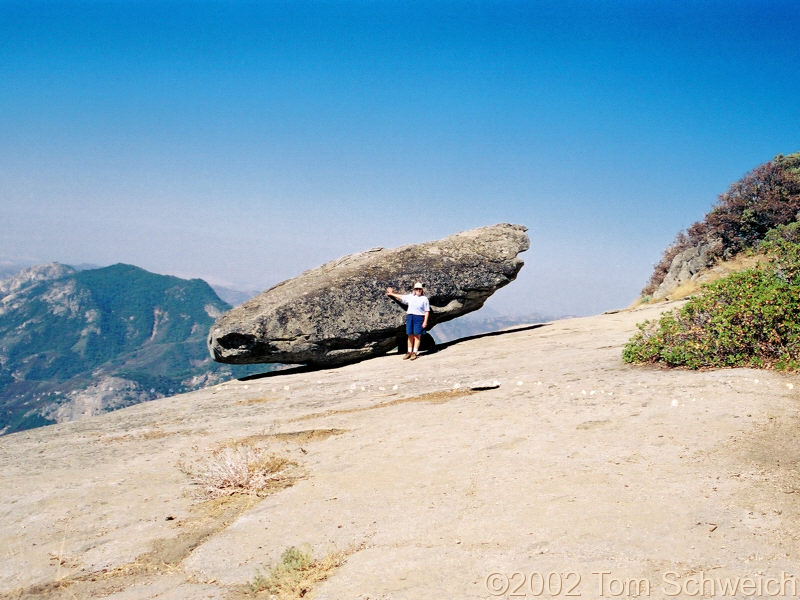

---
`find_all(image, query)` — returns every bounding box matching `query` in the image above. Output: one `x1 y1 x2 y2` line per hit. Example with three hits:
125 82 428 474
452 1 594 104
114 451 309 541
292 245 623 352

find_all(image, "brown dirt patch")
231 428 348 447
102 428 171 443
292 389 476 422
235 396 277 406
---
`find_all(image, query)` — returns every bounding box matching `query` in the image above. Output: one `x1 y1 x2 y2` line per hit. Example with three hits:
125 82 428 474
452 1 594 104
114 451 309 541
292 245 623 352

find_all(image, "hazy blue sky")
2 1 799 316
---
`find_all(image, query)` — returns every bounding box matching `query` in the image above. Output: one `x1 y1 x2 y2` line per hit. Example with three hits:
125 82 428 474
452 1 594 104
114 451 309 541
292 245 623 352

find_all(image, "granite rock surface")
4 302 798 599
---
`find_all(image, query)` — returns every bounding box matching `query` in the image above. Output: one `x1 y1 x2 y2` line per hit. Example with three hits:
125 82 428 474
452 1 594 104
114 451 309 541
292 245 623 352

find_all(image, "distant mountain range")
0 263 266 436
429 307 564 343
0 259 260 307
210 284 261 307
0 260 34 281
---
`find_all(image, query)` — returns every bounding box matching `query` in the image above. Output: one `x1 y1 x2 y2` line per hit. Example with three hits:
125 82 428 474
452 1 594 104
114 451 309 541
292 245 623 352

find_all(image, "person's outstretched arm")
386 287 405 301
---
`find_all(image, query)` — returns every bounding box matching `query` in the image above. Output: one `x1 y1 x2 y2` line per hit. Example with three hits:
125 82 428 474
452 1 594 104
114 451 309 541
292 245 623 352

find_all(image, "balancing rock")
208 223 529 366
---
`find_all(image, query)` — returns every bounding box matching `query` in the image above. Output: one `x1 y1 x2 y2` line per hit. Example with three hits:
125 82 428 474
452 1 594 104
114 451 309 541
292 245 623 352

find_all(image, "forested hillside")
0 263 264 435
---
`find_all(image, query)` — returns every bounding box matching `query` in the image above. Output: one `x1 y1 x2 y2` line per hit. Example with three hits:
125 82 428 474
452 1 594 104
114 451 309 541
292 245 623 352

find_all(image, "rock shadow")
238 364 317 380
428 322 550 354
236 322 550 381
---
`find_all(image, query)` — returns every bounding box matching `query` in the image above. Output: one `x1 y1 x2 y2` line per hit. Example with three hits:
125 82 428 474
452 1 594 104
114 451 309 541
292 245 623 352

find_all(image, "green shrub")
624 236 800 370
761 221 800 246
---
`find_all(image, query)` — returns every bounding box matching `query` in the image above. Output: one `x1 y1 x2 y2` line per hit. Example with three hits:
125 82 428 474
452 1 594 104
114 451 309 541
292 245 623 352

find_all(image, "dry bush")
179 441 297 498
249 546 345 599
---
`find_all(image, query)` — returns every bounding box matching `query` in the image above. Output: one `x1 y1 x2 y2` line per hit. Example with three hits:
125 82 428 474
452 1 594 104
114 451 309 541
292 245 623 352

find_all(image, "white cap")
413 282 424 289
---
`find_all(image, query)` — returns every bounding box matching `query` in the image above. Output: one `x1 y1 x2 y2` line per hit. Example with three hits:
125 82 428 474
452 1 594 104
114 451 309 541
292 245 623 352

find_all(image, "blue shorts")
406 314 425 335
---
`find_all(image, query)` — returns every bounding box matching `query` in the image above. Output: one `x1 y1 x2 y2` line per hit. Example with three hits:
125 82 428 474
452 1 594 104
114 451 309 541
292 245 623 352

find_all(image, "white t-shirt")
401 293 430 316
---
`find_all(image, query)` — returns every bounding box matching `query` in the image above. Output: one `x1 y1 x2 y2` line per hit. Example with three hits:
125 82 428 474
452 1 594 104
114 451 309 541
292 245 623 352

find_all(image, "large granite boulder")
208 223 530 366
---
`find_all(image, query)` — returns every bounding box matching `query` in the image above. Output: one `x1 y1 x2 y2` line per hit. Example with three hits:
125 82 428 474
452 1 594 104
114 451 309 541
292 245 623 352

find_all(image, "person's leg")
409 315 424 359
403 317 414 358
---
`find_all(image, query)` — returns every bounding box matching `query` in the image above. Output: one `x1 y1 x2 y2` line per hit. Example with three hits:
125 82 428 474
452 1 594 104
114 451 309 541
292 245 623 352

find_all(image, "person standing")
385 282 430 360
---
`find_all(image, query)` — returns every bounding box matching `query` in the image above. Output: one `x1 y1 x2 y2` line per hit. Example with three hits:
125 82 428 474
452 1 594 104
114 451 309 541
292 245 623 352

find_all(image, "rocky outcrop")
651 237 722 300
208 223 530 366
0 262 76 297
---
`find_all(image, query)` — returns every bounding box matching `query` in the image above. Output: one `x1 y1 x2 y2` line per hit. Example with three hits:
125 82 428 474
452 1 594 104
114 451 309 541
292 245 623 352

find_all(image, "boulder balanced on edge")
208 223 530 367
